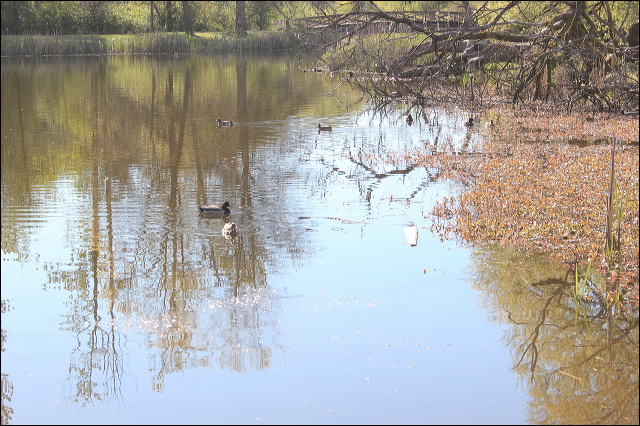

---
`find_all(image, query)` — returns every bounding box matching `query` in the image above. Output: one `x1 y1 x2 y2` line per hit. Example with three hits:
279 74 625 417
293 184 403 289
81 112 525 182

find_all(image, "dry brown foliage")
400 111 639 311
486 108 640 144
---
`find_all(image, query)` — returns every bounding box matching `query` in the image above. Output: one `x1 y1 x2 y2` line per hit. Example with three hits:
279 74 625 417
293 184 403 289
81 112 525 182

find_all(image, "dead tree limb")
302 1 639 112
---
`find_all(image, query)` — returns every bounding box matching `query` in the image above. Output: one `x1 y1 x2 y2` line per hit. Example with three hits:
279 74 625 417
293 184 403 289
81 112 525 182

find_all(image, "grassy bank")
1 31 308 56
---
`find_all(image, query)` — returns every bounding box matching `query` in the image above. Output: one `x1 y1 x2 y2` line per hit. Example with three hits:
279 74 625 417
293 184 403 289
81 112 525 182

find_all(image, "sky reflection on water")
1 54 637 425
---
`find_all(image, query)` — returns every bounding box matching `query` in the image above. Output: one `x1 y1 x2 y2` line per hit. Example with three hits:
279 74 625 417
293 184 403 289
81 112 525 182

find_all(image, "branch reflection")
467 245 638 424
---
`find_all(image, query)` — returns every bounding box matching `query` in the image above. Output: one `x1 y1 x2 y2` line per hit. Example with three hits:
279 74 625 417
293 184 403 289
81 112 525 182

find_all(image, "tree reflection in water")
44 60 294 406
466 245 638 424
2 53 637 424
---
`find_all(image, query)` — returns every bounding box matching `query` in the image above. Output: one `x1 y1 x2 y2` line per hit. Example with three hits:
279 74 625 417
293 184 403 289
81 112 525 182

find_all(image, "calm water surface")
1 54 637 425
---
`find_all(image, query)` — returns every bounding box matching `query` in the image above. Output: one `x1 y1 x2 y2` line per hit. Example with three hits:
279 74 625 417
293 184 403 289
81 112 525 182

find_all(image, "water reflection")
1 300 14 424
1 54 327 412
467 245 638 424
1 53 637 424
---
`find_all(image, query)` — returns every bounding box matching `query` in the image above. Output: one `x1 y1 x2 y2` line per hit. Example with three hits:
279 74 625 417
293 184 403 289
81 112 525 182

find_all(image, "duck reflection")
222 221 239 240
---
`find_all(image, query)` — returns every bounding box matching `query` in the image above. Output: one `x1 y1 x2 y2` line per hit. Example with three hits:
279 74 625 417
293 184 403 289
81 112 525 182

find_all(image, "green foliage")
33 1 82 34
108 2 150 34
194 2 235 32
248 1 276 30
0 1 140 34
0 1 331 35
2 1 637 37
461 72 469 87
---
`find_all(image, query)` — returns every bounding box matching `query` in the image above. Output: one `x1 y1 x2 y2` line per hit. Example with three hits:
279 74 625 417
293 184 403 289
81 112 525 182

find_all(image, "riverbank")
1 31 306 56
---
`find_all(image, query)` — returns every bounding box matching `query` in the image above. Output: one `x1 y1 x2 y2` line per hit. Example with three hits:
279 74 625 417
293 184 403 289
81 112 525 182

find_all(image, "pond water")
1 53 637 425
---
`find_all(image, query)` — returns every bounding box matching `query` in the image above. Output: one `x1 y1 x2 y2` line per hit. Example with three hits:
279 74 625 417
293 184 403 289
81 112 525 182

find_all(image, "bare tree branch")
302 1 638 112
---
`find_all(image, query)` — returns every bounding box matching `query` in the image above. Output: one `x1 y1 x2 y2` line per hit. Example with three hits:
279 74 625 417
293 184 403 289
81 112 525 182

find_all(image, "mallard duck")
406 114 413 125
198 201 230 214
318 123 333 131
216 118 233 126
222 222 239 236
464 117 474 127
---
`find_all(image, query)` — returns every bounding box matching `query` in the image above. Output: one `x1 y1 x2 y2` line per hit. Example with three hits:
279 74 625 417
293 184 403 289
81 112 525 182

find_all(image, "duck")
485 119 494 128
222 222 239 236
464 117 474 127
216 118 233 126
198 201 231 214
406 114 413 125
318 123 333 131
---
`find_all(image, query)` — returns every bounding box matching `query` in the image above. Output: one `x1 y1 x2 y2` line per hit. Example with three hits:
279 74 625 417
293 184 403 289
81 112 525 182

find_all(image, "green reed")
605 137 617 258
574 258 592 299
604 138 634 270
1 31 306 57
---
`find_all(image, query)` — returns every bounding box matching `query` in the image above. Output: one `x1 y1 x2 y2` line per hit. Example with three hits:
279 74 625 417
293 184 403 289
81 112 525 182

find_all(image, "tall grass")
599 136 627 317
1 31 307 56
604 137 632 267
605 137 617 258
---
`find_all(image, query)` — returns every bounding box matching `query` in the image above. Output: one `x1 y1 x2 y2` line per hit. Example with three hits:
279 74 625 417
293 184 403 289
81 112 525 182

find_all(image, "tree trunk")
150 1 154 32
166 1 173 32
236 1 247 37
182 1 194 36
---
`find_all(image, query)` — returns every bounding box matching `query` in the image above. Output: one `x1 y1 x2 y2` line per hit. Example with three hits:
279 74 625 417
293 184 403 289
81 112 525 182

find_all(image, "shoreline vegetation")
0 31 308 56
2 32 638 312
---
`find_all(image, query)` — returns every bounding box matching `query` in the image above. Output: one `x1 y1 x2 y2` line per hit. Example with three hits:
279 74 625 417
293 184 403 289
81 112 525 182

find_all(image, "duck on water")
198 201 231 214
216 118 233 127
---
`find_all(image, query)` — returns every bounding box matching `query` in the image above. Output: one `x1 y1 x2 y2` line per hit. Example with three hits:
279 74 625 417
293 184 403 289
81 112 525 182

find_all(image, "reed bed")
1 31 306 56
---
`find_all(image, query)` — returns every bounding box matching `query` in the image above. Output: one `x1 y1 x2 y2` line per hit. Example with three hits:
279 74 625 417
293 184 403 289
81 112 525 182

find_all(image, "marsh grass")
574 259 593 299
1 31 306 56
571 257 624 324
